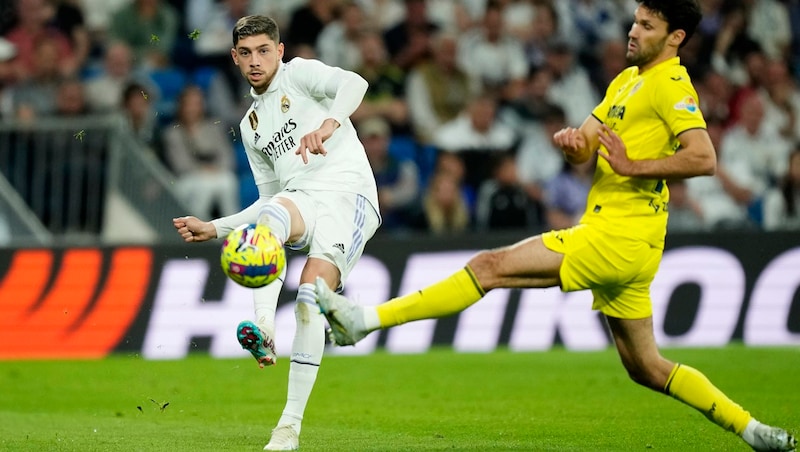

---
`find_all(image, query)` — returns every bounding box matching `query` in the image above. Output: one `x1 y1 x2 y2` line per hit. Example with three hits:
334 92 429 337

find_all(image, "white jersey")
239 57 379 214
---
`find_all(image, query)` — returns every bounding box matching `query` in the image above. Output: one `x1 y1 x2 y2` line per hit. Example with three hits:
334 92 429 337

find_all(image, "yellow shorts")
541 224 663 319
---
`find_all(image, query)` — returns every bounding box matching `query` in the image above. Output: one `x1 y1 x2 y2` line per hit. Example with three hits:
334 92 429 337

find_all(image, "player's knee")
467 249 502 290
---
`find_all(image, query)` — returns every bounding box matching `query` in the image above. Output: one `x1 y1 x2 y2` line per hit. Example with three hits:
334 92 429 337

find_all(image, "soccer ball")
220 223 285 288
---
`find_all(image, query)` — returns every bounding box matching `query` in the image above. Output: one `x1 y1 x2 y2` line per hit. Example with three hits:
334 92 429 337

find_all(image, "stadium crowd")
1 0 800 236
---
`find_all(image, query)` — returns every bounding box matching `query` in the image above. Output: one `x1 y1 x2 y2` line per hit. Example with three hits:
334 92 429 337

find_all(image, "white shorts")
273 189 380 284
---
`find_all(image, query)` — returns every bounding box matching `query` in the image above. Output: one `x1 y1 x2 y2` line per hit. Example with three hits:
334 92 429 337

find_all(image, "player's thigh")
306 192 379 286
469 235 563 290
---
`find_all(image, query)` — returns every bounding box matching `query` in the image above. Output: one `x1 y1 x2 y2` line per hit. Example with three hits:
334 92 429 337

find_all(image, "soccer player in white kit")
172 15 381 451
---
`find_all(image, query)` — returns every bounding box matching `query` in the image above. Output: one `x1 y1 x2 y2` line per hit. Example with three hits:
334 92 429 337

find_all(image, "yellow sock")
376 267 485 328
665 364 752 434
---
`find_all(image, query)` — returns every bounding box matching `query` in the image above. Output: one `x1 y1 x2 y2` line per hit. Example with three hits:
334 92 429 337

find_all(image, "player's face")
231 34 284 94
626 6 674 70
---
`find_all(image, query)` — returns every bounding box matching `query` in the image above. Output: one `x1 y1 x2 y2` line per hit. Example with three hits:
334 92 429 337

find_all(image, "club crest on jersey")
674 96 698 113
281 95 290 113
248 111 258 130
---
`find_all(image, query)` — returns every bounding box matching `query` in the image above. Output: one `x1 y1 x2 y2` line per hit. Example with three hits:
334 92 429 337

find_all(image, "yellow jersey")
584 57 707 248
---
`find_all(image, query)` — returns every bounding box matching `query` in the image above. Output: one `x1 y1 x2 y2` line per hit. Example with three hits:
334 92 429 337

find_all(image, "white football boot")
264 425 299 451
746 422 796 451
314 277 369 346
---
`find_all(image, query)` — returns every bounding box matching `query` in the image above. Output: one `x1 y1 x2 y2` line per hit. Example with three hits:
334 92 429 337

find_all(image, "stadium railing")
0 115 189 246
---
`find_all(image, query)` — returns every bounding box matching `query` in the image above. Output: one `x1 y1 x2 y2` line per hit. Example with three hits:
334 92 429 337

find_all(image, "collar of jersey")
634 56 680 77
249 60 284 100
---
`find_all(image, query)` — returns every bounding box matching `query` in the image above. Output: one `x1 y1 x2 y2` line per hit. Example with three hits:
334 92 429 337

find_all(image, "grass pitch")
0 345 797 451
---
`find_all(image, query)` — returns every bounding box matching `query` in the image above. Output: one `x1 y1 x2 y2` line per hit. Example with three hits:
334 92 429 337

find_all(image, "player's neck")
638 52 677 74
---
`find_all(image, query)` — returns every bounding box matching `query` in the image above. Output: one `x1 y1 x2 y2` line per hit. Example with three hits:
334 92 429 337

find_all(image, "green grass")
0 346 797 451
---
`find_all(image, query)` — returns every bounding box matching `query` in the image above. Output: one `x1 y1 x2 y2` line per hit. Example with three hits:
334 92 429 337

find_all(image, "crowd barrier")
0 231 798 360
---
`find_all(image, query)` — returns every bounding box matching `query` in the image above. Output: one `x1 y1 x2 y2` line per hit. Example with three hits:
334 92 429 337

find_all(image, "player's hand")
552 127 588 160
596 124 635 176
173 216 217 243
295 118 340 164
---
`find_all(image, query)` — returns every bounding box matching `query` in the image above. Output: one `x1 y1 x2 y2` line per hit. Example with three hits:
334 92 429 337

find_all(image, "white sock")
252 267 285 335
742 419 762 445
257 202 291 244
363 306 381 331
278 283 324 434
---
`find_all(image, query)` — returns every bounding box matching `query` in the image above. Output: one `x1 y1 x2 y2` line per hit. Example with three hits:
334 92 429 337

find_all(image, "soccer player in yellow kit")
315 0 796 450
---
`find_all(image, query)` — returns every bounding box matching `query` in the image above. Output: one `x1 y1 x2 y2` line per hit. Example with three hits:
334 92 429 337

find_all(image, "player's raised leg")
316 236 562 345
606 316 796 452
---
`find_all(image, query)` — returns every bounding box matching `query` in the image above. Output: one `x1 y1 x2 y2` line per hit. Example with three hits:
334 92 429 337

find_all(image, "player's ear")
669 29 686 49
231 47 239 65
277 42 285 59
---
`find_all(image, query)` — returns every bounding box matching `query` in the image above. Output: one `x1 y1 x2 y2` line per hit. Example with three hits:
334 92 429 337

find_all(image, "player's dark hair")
232 15 280 46
636 0 702 48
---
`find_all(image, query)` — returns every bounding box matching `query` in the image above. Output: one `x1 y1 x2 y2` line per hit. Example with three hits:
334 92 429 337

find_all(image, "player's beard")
626 36 667 68
248 71 272 94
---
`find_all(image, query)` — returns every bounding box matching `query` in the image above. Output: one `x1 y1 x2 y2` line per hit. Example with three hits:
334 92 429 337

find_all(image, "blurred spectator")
543 157 595 230
709 2 761 87
666 179 705 233
426 0 474 32
285 0 336 58
500 66 558 133
694 69 734 124
183 0 251 125
411 167 471 235
84 41 157 112
686 117 756 230
253 0 307 30
0 38 16 117
518 1 559 70
720 92 790 204
500 0 537 45
514 105 568 209
5 0 77 82
359 115 420 230
589 38 628 99
351 29 409 132
763 148 800 230
186 0 250 60
745 0 790 61
162 85 239 219
316 1 366 71
357 0 405 32
120 82 159 151
475 152 540 231
52 76 89 116
45 0 91 73
456 0 528 100
109 0 180 69
383 0 439 71
542 40 599 127
433 94 516 187
8 36 65 120
554 0 626 69
80 0 131 44
406 31 480 145
760 57 800 143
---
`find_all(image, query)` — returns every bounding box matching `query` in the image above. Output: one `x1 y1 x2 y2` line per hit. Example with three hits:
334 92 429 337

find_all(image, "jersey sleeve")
652 72 706 136
285 57 344 98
